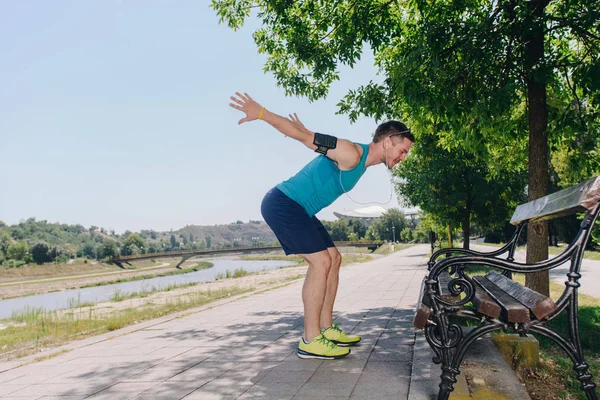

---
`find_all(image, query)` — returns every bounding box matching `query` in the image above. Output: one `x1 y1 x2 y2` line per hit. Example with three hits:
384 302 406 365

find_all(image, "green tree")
7 241 28 261
212 0 600 295
31 242 51 264
123 233 147 255
205 235 212 248
81 243 97 259
99 240 118 259
400 227 413 243
170 234 177 249
396 133 527 249
347 219 367 239
330 219 350 241
0 231 11 255
380 209 407 242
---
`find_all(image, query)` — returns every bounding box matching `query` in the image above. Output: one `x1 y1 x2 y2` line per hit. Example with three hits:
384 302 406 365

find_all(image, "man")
229 92 414 360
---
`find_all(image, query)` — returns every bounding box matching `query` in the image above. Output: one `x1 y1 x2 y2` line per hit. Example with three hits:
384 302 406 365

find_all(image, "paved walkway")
0 245 525 399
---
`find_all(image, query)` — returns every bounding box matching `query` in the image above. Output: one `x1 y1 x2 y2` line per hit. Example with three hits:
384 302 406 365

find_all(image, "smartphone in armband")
313 132 337 155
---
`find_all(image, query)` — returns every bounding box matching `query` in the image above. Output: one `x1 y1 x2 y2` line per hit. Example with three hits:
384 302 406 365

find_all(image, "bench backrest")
510 176 600 225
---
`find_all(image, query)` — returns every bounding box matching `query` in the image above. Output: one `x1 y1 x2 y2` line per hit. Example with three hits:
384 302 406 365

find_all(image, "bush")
484 231 504 244
2 259 26 268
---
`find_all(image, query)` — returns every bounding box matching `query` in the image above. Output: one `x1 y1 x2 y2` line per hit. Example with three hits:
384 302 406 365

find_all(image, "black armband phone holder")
313 132 337 155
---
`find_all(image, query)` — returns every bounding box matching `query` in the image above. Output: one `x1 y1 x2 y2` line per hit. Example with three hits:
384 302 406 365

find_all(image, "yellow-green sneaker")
322 323 361 346
297 333 351 360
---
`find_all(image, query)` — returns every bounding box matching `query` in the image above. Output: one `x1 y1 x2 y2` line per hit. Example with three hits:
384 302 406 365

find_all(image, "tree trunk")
525 0 550 296
463 196 472 250
447 224 453 248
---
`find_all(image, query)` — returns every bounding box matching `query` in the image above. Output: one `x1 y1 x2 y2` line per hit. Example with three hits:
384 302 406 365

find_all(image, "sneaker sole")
330 338 361 347
297 348 351 360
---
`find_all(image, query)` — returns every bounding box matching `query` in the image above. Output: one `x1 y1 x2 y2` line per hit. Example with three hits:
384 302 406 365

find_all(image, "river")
0 258 297 320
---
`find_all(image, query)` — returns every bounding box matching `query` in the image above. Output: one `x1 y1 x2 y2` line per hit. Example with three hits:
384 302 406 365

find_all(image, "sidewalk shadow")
55 306 418 398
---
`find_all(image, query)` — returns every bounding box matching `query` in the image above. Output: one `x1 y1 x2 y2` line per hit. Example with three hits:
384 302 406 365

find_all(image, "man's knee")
308 253 332 275
329 249 342 269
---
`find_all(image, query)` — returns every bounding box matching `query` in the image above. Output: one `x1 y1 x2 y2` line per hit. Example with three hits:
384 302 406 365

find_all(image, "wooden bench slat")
485 271 557 319
472 276 530 323
438 271 461 303
413 277 431 329
510 176 600 225
471 279 502 318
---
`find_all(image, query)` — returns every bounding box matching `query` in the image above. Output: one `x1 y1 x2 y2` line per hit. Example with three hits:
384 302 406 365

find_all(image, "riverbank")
0 253 372 362
0 256 242 299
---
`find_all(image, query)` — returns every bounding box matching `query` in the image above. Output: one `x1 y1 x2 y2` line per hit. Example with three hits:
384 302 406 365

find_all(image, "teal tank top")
276 143 369 217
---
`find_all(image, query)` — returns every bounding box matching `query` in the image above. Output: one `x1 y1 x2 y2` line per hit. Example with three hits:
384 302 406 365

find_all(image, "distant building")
334 206 420 227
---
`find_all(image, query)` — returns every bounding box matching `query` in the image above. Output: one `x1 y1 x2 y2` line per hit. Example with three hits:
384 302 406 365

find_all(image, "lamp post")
392 224 395 243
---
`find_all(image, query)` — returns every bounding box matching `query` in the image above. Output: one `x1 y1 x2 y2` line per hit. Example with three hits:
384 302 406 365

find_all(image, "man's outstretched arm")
229 92 361 170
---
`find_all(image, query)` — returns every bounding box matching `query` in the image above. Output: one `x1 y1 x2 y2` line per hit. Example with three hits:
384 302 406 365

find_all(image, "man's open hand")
229 92 263 125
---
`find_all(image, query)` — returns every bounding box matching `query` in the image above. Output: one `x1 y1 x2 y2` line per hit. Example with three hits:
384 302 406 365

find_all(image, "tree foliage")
395 133 527 248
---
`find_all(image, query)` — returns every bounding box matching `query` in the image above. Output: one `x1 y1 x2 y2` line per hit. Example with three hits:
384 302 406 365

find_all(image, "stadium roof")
334 206 421 219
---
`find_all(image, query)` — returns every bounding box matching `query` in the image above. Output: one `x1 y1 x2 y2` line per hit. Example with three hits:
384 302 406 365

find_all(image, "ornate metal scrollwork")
434 267 476 307
426 323 463 349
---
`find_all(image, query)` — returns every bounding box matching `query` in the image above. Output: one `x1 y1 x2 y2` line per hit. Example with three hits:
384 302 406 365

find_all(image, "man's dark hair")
373 121 415 143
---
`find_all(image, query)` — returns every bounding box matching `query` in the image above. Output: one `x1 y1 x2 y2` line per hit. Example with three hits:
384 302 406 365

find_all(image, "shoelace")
316 334 337 348
329 323 344 334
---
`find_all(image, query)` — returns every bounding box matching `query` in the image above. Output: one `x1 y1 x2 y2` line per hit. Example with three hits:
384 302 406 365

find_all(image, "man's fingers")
230 96 244 105
235 92 248 102
238 117 249 125
229 103 243 111
245 93 254 102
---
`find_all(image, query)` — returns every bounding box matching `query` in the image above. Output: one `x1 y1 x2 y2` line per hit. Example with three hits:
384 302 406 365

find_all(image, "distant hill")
0 218 278 255
169 221 277 248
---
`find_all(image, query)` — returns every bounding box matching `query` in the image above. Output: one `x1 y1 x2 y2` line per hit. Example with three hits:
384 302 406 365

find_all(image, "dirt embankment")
0 258 212 299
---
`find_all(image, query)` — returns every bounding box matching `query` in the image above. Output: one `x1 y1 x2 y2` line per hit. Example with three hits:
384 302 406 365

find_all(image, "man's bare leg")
300 250 332 341
320 247 342 329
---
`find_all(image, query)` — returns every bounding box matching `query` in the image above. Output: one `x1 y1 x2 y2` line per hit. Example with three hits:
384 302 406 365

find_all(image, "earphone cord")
336 146 394 206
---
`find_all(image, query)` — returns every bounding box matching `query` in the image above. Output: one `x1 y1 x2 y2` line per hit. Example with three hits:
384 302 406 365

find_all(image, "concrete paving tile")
183 377 254 399
8 382 111 398
259 369 314 384
306 371 361 385
368 345 413 362
85 382 158 399
165 361 234 382
295 382 355 397
315 359 367 374
237 381 304 399
0 370 28 384
407 378 439 400
350 378 410 398
182 388 244 399
135 381 202 398
0 384 22 396
121 363 189 382
360 361 412 381
278 357 324 372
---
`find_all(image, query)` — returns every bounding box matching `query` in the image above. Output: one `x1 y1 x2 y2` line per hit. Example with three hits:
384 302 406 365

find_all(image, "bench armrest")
429 243 578 280
427 226 525 270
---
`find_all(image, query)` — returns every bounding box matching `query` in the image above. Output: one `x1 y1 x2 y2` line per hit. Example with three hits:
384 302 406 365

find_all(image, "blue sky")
0 1 403 233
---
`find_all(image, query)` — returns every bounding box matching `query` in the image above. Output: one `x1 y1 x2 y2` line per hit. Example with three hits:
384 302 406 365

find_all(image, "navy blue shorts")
261 187 335 255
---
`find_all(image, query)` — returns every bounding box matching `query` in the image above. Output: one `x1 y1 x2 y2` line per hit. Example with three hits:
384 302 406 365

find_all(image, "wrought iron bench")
413 177 600 400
